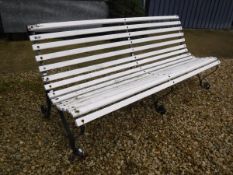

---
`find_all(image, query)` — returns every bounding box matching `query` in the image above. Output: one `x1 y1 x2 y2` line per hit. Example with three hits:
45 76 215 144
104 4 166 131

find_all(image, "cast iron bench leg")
197 74 210 90
197 65 219 90
58 110 85 160
151 87 174 115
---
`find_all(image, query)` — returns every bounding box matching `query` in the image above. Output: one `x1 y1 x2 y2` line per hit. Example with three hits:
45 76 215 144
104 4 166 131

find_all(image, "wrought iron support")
58 110 85 159
197 66 219 90
151 87 174 115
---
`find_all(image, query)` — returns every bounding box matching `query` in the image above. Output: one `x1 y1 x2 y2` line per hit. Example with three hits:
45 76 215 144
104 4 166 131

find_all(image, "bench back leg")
41 94 52 118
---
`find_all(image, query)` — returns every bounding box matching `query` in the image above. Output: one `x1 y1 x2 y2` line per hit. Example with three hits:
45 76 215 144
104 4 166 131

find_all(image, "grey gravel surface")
0 58 232 174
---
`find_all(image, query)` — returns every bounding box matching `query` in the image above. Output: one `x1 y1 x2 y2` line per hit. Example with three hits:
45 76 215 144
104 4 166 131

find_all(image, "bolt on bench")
28 16 220 158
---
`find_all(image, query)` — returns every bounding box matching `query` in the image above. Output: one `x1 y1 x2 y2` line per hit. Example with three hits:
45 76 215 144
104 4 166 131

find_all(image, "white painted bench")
28 16 220 157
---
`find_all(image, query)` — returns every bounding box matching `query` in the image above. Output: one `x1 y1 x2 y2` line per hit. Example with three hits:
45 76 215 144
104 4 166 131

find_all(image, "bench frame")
28 16 220 159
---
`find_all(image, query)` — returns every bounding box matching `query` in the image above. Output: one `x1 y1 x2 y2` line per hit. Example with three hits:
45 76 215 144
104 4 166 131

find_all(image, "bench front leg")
58 110 85 160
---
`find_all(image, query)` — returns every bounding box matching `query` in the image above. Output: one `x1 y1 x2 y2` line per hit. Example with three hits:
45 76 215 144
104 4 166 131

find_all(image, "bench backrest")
28 16 188 104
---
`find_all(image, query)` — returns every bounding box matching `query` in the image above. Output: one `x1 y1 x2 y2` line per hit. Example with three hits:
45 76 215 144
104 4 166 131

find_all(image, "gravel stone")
0 58 232 174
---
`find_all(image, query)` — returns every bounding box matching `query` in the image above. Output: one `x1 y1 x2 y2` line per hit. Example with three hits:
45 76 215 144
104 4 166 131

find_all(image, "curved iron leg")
197 66 219 90
151 87 174 115
58 110 85 159
197 74 210 89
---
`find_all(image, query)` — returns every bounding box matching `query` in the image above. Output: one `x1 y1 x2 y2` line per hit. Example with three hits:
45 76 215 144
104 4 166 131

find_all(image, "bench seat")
53 56 219 125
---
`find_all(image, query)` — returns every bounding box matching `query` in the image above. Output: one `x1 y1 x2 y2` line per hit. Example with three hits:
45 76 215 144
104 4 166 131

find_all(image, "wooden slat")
127 21 181 30
28 16 179 32
35 27 182 61
44 49 188 91
125 16 179 22
136 46 186 60
48 53 191 99
29 25 127 41
133 38 185 52
35 40 131 62
28 18 125 32
52 55 192 103
48 47 188 101
48 66 145 99
43 40 185 82
47 56 136 81
32 25 182 50
32 32 129 50
65 57 195 107
129 27 182 37
67 58 218 115
30 21 180 41
53 72 150 103
74 60 220 126
40 33 184 72
137 49 188 65
45 59 137 90
58 52 190 106
41 48 133 73
132 32 183 45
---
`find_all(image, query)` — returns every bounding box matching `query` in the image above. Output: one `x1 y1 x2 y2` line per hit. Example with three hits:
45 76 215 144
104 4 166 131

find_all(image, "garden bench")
28 16 220 158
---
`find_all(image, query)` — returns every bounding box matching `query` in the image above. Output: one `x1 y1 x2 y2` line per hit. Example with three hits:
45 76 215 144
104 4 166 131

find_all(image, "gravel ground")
0 58 232 174
1 29 232 175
